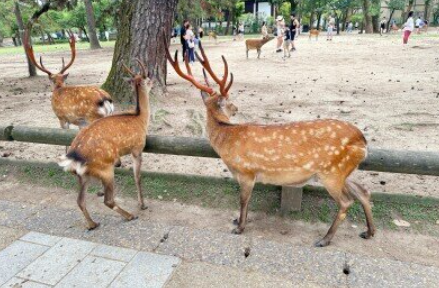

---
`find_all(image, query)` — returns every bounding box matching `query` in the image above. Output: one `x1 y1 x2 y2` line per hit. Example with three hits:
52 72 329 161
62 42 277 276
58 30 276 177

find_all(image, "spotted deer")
245 36 274 58
59 60 152 230
309 28 320 40
24 29 114 130
166 42 375 247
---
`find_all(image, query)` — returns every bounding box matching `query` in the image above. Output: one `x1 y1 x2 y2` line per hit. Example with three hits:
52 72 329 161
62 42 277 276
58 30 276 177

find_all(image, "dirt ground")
1 32 439 198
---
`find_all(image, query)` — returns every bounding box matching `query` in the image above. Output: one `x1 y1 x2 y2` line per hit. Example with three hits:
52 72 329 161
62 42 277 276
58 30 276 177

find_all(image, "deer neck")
136 84 150 125
205 107 232 149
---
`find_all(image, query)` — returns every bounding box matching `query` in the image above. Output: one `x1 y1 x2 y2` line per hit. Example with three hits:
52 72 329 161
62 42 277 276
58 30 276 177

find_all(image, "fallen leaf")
393 219 410 227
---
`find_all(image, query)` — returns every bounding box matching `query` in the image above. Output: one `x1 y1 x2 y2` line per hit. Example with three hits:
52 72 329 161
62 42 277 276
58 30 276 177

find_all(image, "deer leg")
246 49 249 59
101 171 137 221
132 152 147 210
232 174 255 235
316 177 353 247
257 49 261 59
60 120 70 153
346 180 375 239
77 175 100 230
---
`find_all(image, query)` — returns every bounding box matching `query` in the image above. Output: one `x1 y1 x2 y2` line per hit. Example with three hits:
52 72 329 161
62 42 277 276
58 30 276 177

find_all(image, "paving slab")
156 226 250 267
55 256 126 288
1 277 51 288
20 231 61 247
17 237 97 285
0 241 49 286
244 238 347 287
110 252 181 288
346 253 439 288
91 244 138 263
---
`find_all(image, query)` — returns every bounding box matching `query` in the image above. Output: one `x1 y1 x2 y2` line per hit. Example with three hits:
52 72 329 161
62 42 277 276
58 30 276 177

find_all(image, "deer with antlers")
165 42 375 247
59 60 152 229
24 29 114 130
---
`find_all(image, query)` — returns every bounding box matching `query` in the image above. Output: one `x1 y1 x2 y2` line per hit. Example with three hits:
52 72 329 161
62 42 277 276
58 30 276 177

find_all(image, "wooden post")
281 186 303 215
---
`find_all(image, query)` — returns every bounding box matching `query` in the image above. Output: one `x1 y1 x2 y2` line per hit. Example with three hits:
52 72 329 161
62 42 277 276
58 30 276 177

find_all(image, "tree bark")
102 0 178 103
424 0 431 21
363 0 373 33
14 1 37 77
84 0 102 49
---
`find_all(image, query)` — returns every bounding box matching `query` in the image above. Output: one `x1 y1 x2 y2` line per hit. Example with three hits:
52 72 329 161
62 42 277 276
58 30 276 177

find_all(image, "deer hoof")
359 231 373 239
87 222 100 231
232 218 239 226
140 204 148 210
128 215 138 221
97 191 104 197
314 238 330 247
231 227 244 235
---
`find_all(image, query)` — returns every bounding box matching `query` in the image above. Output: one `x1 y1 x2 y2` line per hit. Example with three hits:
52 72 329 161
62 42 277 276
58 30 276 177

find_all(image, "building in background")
381 0 439 22
243 1 274 19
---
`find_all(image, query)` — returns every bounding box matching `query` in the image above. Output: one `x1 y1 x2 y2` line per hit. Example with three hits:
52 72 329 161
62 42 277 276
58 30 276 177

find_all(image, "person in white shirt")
403 11 414 44
415 17 422 34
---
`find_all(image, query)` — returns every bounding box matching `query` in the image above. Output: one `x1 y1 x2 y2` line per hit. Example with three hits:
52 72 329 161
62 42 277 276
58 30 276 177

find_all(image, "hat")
276 16 284 22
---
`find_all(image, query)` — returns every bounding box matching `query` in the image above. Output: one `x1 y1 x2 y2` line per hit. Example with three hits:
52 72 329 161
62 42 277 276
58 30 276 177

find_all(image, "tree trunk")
316 13 322 30
309 11 316 28
81 27 89 41
84 0 102 49
386 9 395 32
424 0 431 21
225 10 231 35
14 1 37 77
402 0 414 21
102 0 178 103
363 0 373 33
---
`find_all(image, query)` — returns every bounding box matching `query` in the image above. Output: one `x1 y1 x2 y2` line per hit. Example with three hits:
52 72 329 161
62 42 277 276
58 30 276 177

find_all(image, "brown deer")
24 29 114 130
245 36 274 58
208 31 218 43
165 42 375 247
59 60 152 230
309 28 320 40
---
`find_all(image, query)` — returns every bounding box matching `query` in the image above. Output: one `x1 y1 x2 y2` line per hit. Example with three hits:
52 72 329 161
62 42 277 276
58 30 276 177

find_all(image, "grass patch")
1 159 438 236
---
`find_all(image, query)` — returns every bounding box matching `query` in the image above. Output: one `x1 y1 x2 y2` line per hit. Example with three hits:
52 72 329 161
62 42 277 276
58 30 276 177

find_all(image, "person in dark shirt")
180 19 189 60
290 14 299 51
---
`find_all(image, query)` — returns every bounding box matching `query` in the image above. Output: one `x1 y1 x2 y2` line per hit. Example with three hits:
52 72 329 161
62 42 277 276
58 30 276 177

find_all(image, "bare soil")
1 32 439 198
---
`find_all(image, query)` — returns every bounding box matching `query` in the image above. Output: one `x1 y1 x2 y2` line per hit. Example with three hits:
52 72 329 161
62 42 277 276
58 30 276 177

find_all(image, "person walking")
275 15 284 53
185 24 195 64
180 19 189 60
403 11 414 44
380 17 386 35
327 16 335 41
415 16 422 34
238 23 244 40
283 22 292 58
290 13 299 52
261 21 268 38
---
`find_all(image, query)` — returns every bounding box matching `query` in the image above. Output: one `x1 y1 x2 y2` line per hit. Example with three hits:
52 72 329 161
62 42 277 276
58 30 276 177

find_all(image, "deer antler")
164 37 214 95
59 30 76 74
195 42 233 96
23 27 53 75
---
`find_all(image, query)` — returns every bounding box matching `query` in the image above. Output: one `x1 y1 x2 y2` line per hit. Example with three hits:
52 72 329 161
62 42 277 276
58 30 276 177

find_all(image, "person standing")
238 23 244 40
275 15 284 53
180 19 189 60
380 17 386 35
185 24 195 64
283 22 292 58
403 11 414 44
327 16 335 41
415 16 422 34
261 21 268 38
290 13 299 51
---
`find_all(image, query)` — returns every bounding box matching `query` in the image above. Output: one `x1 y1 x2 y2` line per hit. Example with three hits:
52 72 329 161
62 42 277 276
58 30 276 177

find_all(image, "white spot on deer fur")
324 145 329 151
334 150 340 155
331 167 336 172
341 137 349 145
301 131 306 135
336 125 342 129
314 154 319 159
303 161 314 170
279 135 284 140
330 132 337 138
309 129 314 135
235 156 241 163
326 127 332 132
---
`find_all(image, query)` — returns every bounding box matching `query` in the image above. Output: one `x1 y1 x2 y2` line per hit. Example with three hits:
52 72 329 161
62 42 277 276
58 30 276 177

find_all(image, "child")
283 26 292 58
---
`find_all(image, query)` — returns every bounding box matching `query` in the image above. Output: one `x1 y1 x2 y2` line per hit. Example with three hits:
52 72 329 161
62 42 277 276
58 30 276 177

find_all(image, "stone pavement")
1 199 439 287
0 232 180 288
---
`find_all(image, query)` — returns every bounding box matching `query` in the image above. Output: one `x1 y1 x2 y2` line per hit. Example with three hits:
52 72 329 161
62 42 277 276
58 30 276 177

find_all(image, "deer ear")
63 73 69 80
123 77 132 83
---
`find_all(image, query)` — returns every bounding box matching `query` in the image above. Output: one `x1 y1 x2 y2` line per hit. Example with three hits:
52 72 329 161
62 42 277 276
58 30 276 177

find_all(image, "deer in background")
24 29 114 130
59 60 152 230
166 42 375 247
309 28 320 40
245 36 274 58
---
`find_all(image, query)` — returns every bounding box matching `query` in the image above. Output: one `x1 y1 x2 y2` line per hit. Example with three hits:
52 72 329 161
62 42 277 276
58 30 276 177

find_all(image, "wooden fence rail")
2 125 439 212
